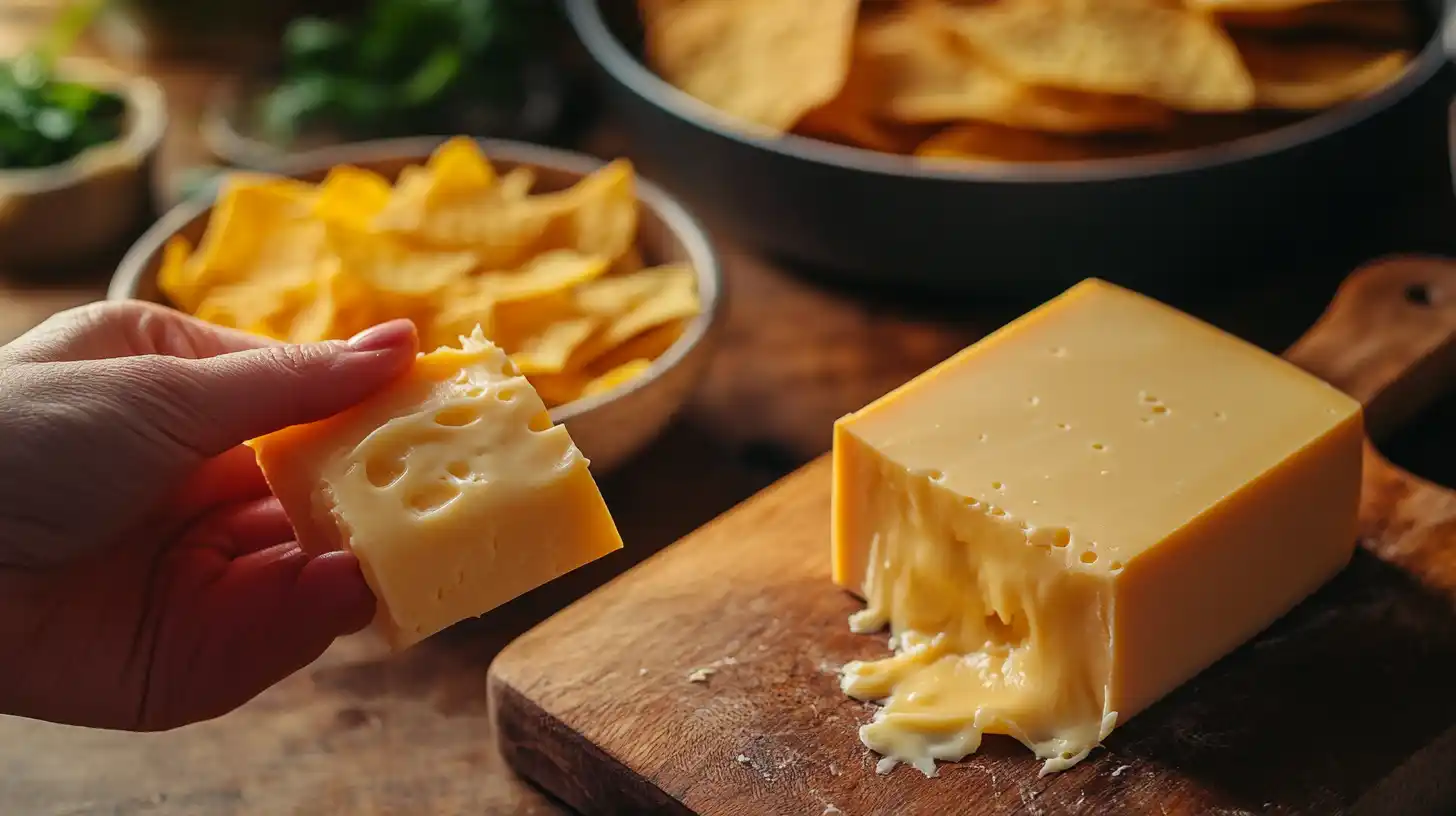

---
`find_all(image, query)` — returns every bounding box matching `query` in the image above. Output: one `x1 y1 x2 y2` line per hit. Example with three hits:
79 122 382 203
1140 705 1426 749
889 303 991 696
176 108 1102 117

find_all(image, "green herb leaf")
283 18 352 72
401 47 462 107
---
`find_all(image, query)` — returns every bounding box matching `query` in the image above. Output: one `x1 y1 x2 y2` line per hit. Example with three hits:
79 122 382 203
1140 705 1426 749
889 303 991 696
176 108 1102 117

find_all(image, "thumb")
142 320 418 458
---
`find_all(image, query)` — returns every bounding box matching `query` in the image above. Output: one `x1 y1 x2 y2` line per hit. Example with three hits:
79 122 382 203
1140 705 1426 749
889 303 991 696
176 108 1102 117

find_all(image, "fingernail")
348 320 416 353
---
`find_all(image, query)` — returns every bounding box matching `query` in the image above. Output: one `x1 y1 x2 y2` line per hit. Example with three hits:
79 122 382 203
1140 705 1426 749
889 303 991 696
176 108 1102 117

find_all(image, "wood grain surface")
489 256 1456 816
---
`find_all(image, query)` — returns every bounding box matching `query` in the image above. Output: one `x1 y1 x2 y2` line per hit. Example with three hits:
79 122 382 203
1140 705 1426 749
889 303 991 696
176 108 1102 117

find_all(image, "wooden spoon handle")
1283 255 1456 440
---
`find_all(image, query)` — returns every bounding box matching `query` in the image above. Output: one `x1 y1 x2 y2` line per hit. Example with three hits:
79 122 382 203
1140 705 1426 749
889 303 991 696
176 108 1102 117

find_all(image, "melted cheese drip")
838 460 1116 777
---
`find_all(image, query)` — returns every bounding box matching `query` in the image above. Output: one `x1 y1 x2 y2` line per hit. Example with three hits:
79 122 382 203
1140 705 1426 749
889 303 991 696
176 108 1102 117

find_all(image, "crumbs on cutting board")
823 806 843 815
685 656 739 683
1110 764 1132 778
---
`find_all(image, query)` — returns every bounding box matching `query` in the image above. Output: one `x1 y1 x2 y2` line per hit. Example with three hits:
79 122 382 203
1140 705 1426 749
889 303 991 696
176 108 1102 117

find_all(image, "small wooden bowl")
108 137 725 474
0 59 168 273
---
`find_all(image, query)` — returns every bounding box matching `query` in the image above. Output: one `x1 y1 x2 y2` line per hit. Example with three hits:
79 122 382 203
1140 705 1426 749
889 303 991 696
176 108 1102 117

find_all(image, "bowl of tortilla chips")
565 0 1448 294
108 137 724 474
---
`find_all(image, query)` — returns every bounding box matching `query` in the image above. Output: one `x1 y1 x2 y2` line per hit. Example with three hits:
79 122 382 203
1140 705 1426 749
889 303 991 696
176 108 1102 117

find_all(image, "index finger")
6 301 284 364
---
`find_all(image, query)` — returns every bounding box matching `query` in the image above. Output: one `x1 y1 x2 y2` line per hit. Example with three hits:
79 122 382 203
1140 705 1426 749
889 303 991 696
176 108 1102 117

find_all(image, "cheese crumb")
687 667 716 683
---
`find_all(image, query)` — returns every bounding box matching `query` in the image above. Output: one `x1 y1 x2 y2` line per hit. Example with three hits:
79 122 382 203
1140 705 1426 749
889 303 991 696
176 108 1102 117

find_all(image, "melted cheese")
831 279 1362 776
252 327 623 650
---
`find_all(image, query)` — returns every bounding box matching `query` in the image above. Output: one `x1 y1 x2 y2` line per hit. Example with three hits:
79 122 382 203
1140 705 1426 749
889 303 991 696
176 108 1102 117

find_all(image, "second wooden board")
490 257 1456 816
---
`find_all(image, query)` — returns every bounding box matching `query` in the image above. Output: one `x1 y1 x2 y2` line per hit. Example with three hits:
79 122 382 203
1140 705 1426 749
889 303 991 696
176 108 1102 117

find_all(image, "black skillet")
564 0 1454 297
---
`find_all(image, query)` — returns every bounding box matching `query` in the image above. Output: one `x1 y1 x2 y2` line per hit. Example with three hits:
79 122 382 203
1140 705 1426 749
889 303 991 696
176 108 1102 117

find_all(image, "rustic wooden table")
2 6 1456 814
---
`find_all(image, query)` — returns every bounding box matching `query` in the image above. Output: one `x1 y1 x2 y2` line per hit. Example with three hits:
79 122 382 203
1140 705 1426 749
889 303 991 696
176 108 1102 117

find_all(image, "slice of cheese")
831 278 1362 776
251 326 623 650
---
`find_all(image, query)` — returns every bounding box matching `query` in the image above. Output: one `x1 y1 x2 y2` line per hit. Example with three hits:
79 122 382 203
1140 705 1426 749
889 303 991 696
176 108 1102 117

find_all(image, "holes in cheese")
831 278 1362 778
248 326 624 651
365 453 407 488
408 481 463 515
433 405 481 426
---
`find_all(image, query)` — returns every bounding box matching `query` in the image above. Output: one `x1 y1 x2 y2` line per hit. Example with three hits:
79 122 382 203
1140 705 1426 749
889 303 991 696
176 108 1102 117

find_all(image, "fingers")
89 318 419 461
141 546 376 731
186 498 296 558
168 446 272 518
1 301 277 365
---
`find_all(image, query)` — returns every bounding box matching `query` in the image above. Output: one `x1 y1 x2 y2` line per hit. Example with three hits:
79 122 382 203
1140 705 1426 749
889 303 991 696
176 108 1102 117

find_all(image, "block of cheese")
251 327 624 650
831 279 1362 777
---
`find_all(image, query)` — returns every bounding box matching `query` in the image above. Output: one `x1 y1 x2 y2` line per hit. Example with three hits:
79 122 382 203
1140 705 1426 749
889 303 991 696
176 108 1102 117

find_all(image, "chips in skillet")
158 138 702 409
636 0 1422 164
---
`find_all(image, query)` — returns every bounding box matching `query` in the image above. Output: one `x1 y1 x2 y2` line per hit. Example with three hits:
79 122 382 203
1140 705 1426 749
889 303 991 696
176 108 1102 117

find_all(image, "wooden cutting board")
489 257 1456 816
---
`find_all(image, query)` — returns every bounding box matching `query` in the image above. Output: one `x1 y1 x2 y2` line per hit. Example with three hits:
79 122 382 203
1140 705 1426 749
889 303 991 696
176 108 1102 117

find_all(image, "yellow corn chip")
423 279 498 352
193 276 302 337
539 160 639 262
588 320 687 373
942 0 1256 113
285 260 377 345
219 172 317 203
643 0 860 132
163 138 700 411
157 234 201 311
497 166 538 199
479 250 612 303
382 159 638 271
510 317 603 375
314 166 393 230
572 264 700 367
1235 36 1411 110
188 183 326 298
426 136 496 193
491 292 578 353
583 359 654 398
528 371 591 408
599 267 700 348
611 245 646 276
573 265 685 317
326 223 478 298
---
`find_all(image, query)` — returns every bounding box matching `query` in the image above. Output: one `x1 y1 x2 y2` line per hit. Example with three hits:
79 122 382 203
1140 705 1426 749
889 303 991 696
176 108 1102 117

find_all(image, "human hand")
0 301 418 731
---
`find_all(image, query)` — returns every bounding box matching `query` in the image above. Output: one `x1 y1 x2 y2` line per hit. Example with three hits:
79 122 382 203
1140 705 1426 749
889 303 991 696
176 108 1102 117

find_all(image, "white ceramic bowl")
108 137 724 474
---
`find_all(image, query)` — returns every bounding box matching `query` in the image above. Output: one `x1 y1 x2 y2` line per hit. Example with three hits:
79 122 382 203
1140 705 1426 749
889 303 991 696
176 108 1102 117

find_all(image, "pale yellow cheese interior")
831 279 1363 776
253 327 623 650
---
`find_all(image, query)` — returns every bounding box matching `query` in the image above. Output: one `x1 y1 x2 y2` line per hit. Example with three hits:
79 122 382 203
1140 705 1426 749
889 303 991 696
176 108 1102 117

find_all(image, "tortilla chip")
943 0 1257 113
916 122 1155 163
642 0 860 131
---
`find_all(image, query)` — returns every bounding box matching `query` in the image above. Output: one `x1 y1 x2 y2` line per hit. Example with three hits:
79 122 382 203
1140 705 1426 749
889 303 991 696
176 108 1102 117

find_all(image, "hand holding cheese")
250 326 624 651
0 300 415 731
